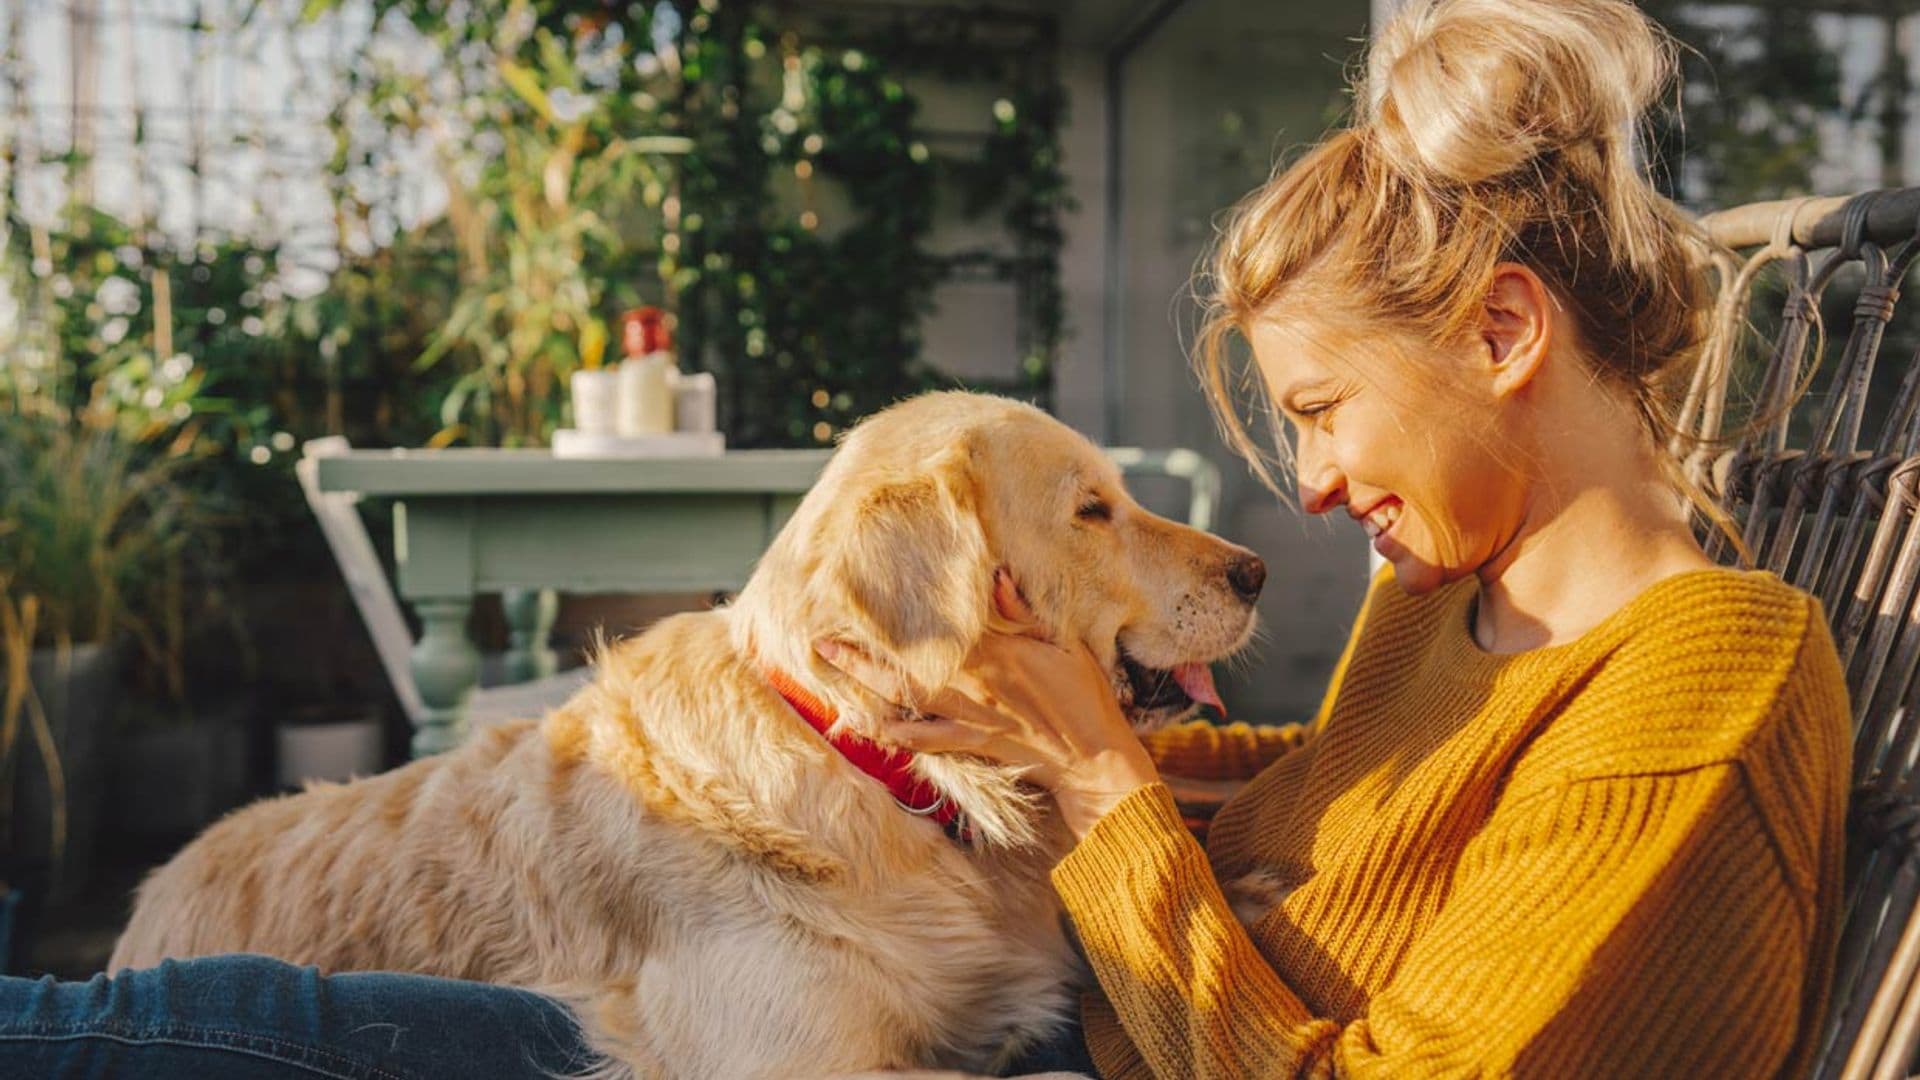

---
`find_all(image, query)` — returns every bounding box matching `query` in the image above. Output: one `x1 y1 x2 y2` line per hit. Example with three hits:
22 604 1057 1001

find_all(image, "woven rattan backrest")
1696 189 1920 1080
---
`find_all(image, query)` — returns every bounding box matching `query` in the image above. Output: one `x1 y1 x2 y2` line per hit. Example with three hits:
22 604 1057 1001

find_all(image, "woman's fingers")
877 712 980 753
814 638 992 751
814 635 1022 726
991 567 1050 639
814 638 921 706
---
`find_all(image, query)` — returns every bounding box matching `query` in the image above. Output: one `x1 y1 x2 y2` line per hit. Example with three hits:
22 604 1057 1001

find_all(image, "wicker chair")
1693 188 1920 1080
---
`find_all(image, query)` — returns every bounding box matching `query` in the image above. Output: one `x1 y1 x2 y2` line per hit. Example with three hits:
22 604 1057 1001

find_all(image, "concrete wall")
1097 0 1373 724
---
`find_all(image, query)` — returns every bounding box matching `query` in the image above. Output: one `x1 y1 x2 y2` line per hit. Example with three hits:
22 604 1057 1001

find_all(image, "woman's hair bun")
1360 0 1677 187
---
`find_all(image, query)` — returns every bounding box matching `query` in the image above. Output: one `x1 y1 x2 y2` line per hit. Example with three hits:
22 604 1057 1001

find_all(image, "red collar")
764 667 971 843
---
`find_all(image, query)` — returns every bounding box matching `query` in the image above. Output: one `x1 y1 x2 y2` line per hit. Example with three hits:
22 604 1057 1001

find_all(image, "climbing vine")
330 0 1067 447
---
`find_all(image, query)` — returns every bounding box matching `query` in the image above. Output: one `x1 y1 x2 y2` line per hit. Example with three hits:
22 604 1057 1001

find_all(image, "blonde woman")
820 0 1852 1075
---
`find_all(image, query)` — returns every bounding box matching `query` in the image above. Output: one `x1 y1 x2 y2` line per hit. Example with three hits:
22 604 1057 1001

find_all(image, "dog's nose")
1226 554 1266 604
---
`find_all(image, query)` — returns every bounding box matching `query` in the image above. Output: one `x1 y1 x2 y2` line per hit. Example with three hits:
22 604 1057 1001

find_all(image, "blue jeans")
0 954 598 1078
1001 1017 1098 1076
0 953 1098 1077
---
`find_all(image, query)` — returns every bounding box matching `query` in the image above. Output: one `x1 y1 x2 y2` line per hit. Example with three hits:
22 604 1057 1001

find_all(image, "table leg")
409 597 479 757
501 588 558 683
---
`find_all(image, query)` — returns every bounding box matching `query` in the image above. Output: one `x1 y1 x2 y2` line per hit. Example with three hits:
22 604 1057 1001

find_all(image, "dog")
111 391 1265 1078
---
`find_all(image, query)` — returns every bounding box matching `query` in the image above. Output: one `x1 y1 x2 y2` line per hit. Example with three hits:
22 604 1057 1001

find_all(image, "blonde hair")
1195 0 1712 502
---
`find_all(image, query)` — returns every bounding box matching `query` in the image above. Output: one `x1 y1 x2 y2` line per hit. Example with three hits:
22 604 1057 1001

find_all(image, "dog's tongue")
1172 663 1224 715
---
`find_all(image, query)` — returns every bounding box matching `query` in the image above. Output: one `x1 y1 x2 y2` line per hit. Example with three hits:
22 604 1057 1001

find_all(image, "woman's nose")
1296 457 1347 516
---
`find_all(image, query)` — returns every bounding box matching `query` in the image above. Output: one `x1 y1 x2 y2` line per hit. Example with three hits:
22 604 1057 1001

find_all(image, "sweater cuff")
1059 776 1190 887
1052 781 1196 909
1053 785 1196 1078
1052 782 1320 1036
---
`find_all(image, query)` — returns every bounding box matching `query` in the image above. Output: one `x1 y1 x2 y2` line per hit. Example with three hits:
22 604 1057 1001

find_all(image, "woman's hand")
813 569 1160 839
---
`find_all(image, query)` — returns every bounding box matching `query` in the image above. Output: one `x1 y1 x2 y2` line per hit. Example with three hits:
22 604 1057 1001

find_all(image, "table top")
314 447 835 496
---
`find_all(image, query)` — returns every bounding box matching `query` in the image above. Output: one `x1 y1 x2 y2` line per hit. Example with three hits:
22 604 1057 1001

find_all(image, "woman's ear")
1482 262 1556 398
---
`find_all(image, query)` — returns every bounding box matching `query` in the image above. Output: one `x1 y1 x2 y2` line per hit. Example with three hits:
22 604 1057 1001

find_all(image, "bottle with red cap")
616 306 678 436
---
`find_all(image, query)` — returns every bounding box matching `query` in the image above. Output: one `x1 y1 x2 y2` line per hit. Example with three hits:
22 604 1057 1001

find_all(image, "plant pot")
9 643 117 903
275 707 383 789
0 854 50 976
0 882 19 974
109 698 253 841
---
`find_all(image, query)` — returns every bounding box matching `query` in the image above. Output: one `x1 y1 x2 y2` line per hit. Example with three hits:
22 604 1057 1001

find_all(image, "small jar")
674 371 717 434
570 367 619 435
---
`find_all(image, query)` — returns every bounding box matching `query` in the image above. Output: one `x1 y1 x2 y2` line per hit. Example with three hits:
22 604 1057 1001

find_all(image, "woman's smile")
1353 497 1402 547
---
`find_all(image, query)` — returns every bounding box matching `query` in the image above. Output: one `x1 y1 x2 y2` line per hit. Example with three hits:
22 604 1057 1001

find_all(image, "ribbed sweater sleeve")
1141 720 1312 782
1054 766 1811 1079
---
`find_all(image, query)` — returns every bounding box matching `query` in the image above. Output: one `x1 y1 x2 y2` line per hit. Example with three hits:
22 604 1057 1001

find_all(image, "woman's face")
1247 313 1530 595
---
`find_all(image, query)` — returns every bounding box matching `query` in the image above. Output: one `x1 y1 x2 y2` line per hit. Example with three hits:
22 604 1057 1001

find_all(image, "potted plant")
0 586 65 972
0 416 214 922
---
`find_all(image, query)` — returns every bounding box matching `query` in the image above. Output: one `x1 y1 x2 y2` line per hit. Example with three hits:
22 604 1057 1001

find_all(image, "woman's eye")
1296 400 1339 428
1076 499 1112 522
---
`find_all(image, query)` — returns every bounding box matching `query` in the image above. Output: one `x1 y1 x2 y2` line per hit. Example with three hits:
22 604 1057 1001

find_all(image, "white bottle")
617 353 676 436
615 306 678 437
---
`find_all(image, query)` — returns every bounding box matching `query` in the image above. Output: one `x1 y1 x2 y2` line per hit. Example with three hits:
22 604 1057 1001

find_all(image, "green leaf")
535 30 578 89
440 370 490 428
416 293 487 370
498 58 555 123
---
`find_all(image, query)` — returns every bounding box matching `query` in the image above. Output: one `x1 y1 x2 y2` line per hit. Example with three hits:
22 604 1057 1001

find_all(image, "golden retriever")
111 391 1264 1078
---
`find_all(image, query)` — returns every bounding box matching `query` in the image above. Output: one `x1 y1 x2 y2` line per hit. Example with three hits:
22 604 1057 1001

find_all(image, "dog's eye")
1076 499 1112 522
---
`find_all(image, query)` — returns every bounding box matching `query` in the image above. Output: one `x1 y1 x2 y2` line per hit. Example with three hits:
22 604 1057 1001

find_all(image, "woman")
819 0 1851 1076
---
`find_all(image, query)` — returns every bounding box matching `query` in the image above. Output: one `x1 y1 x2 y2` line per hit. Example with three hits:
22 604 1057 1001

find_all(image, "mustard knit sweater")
1053 568 1851 1079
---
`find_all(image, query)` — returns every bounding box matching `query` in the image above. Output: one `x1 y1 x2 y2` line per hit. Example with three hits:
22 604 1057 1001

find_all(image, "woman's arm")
1057 764 1820 1079
1142 719 1311 781
1146 722 1310 829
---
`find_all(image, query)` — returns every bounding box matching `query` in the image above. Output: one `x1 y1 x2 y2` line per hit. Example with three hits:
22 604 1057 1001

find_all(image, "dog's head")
733 391 1262 744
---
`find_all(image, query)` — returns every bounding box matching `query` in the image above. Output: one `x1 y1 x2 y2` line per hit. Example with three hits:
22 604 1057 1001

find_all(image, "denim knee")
0 954 598 1079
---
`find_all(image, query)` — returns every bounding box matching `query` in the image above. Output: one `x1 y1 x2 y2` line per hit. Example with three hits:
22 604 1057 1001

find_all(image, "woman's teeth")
1361 504 1400 538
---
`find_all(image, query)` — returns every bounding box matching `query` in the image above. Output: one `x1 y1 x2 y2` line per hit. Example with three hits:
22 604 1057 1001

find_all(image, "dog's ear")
828 450 992 700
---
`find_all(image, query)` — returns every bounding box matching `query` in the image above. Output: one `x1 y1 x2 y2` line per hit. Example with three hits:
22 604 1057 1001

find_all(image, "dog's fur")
112 392 1261 1078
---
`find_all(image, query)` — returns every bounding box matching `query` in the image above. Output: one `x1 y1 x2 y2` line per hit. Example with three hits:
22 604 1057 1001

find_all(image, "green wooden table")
314 448 833 753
